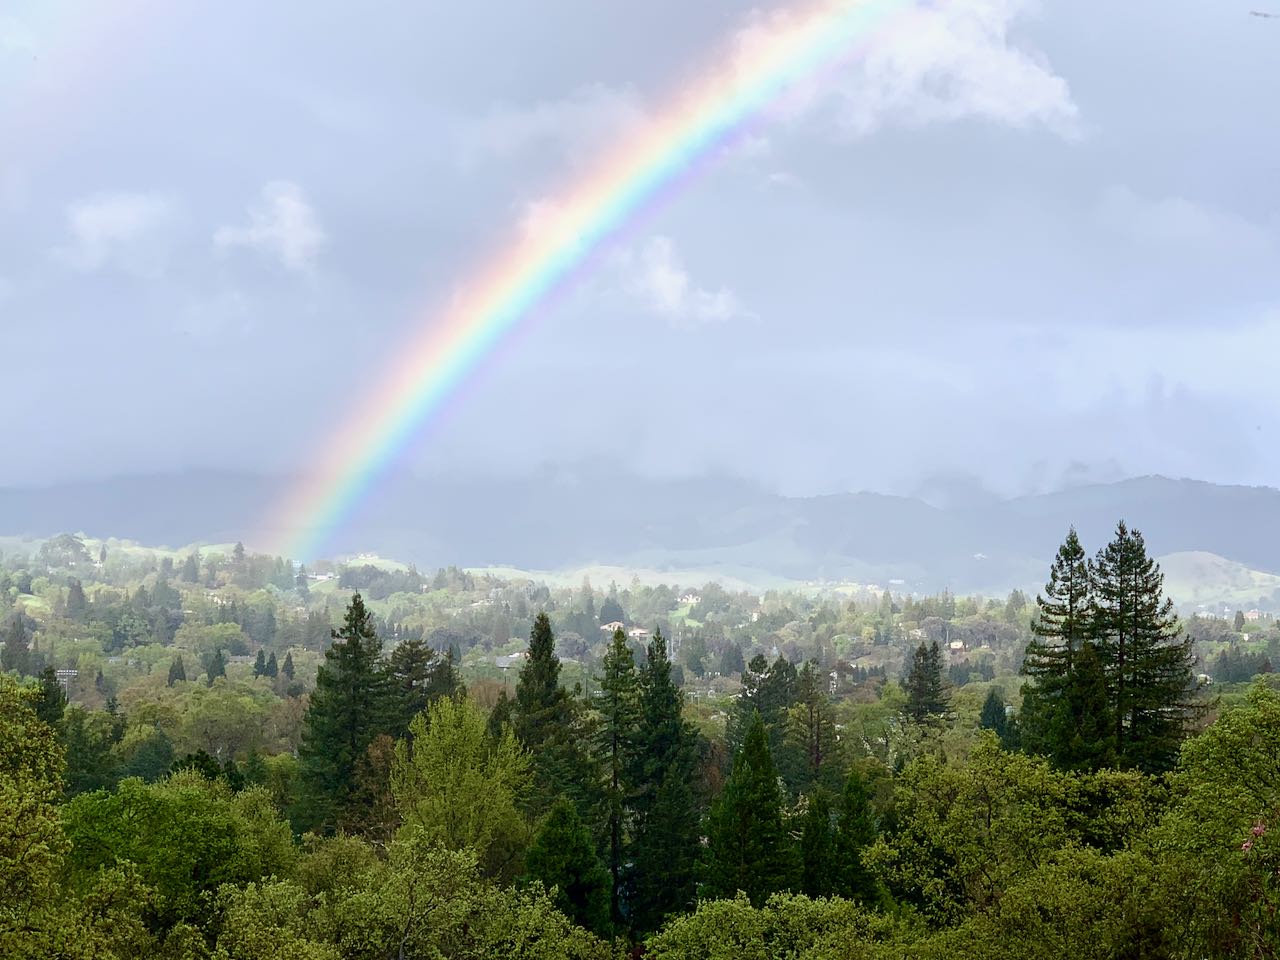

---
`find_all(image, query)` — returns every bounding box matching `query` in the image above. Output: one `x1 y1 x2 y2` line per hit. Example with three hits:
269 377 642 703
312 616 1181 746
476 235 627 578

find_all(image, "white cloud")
458 84 646 167
733 0 1078 138
618 235 747 326
56 192 177 276
214 181 326 272
1096 186 1275 254
514 196 747 326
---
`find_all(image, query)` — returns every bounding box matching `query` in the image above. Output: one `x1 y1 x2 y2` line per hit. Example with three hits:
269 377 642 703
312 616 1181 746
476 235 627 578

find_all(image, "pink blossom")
1242 840 1255 852
1252 821 1268 838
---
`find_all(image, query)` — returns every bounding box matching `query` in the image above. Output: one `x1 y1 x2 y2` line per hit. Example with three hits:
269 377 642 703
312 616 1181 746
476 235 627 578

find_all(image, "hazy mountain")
2 470 1279 598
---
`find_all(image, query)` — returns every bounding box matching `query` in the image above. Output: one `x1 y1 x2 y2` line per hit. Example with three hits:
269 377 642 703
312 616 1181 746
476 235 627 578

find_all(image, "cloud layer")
0 0 1276 502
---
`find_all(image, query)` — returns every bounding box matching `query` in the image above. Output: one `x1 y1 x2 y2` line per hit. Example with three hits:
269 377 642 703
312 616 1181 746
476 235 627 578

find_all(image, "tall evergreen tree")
705 711 798 905
387 636 464 735
730 654 799 754
903 641 949 723
205 649 226 685
167 656 186 686
281 650 295 681
1091 522 1198 773
523 798 612 937
781 660 841 794
252 649 267 678
627 628 701 933
65 578 88 619
180 552 200 583
1020 527 1093 756
297 592 395 832
513 612 591 813
264 651 279 679
832 765 880 904
594 628 638 926
979 688 1008 741
2 617 30 676
1054 640 1116 772
799 790 836 898
34 666 67 728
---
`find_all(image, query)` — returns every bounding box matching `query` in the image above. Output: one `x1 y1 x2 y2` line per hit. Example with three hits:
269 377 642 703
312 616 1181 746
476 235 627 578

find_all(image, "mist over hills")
2 469 1278 600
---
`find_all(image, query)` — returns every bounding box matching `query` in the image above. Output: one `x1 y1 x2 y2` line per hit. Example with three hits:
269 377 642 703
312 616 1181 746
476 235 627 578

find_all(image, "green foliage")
594 627 637 924
305 831 611 960
33 665 66 727
1091 521 1199 773
978 687 1007 739
390 696 530 877
1156 682 1280 957
867 737 1072 925
523 798 612 936
387 635 464 736
628 628 702 932
63 773 295 930
645 893 891 960
1022 524 1200 775
705 711 799 905
799 791 836 898
904 641 949 724
0 676 69 954
780 660 843 794
833 765 882 905
513 611 595 815
297 592 395 832
2 615 30 675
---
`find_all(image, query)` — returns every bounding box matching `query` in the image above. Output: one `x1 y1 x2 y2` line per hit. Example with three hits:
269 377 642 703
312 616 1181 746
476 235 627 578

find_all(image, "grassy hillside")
1158 550 1280 609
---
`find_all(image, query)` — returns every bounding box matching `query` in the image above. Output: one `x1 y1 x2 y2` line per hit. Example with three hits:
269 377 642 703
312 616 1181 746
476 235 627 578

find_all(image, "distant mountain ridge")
2 470 1278 598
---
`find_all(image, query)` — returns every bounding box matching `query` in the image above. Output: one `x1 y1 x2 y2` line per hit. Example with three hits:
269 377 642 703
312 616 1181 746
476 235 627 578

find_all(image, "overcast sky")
1 0 1278 502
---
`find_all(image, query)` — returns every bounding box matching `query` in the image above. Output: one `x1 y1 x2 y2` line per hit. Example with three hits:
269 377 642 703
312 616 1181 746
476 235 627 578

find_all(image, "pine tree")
34 666 67 728
180 552 200 583
979 688 1008 741
1091 522 1197 773
513 612 588 813
730 654 798 754
206 649 226 685
264 651 279 679
523 798 612 936
2 617 30 676
1055 640 1116 771
705 711 798 905
388 636 440 731
781 660 841 793
253 649 267 678
594 628 638 927
167 656 186 686
66 578 88 619
833 765 880 904
1020 527 1093 756
281 650 295 681
799 791 836 898
297 592 395 832
387 637 467 736
903 641 949 723
627 628 701 933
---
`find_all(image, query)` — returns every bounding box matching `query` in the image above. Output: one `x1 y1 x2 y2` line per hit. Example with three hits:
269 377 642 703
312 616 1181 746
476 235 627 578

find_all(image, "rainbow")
269 0 913 559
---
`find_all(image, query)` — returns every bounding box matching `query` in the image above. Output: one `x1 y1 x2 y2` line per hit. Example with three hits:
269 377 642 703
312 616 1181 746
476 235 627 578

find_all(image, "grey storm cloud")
0 0 1277 497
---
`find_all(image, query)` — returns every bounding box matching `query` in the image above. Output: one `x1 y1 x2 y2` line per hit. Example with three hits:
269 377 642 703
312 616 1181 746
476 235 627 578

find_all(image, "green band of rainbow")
268 0 911 559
